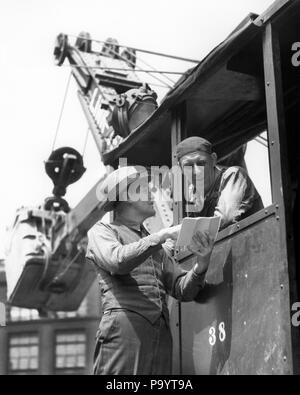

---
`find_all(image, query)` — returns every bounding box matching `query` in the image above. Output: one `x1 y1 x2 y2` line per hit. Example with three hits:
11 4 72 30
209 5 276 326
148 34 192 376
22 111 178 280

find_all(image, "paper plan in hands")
176 216 221 248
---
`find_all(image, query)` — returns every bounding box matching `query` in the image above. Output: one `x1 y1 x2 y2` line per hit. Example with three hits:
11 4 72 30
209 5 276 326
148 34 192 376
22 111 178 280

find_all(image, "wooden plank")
170 104 186 375
263 22 294 374
171 107 184 227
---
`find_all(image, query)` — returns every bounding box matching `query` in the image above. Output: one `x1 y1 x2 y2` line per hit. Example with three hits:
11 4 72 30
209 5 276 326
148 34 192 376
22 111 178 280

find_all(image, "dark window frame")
7 332 40 374
54 329 87 373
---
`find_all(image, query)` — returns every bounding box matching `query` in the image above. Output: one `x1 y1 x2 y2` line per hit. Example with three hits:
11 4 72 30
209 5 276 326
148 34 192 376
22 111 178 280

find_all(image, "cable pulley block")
45 147 86 198
44 196 70 213
54 33 69 66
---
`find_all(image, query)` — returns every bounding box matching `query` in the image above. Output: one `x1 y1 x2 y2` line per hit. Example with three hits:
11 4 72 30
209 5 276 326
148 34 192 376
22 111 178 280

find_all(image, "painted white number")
219 322 226 342
209 322 226 346
209 326 216 346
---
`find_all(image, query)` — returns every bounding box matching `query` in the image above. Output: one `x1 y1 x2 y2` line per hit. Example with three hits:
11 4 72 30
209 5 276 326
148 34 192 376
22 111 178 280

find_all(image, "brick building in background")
0 259 101 375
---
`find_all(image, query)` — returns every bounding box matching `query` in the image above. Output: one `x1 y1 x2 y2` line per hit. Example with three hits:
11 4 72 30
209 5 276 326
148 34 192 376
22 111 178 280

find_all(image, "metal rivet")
267 82 270 86
280 284 284 290
283 356 287 362
265 210 268 214
271 141 275 145
276 216 280 221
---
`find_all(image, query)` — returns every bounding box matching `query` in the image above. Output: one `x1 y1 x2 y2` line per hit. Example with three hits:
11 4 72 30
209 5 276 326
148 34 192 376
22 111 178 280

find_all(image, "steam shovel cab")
4 0 300 375
101 0 300 375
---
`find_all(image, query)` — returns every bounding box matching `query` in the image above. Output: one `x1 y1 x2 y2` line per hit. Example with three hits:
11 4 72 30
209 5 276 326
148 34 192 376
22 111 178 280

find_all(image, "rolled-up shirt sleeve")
87 223 162 275
214 167 260 229
162 248 206 302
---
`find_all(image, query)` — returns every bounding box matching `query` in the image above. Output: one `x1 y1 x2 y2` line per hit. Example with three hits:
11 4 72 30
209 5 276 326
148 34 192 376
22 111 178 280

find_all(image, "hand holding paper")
176 216 221 248
188 231 215 274
175 216 221 274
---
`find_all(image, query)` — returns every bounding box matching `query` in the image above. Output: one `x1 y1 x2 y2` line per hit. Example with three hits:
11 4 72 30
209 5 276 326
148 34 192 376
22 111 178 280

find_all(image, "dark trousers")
94 310 173 375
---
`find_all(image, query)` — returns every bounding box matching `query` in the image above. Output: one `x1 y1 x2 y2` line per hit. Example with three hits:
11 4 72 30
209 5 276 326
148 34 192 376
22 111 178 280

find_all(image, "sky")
0 0 275 258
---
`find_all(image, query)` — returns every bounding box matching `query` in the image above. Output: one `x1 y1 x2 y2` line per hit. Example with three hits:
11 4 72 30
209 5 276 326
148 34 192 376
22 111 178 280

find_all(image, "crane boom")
5 32 174 312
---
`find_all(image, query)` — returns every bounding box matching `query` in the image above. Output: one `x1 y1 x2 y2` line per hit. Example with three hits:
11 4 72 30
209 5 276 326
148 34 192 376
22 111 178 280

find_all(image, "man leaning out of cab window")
176 136 264 229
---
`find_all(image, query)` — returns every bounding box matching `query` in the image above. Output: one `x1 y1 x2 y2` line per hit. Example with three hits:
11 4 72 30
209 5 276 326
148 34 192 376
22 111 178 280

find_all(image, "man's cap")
98 166 149 212
176 137 212 160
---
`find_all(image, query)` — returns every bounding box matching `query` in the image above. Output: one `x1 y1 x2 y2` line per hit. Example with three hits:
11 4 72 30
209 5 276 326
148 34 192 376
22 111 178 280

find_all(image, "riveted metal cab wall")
167 0 300 375
179 207 292 375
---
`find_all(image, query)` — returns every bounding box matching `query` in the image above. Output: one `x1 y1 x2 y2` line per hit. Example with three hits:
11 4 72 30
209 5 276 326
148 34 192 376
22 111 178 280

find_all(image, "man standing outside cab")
86 166 215 375
176 137 263 229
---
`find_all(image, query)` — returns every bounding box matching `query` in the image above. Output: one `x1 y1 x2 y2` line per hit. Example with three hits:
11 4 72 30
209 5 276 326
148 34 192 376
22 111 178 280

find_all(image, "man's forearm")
173 266 206 302
101 233 163 275
89 222 181 276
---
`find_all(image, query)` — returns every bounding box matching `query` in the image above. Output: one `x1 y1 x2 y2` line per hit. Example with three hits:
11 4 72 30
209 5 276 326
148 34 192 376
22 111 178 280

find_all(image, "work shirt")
191 166 263 229
86 220 205 325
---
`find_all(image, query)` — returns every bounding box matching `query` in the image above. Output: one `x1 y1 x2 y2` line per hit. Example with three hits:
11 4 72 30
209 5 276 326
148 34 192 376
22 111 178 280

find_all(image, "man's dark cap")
176 137 213 160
